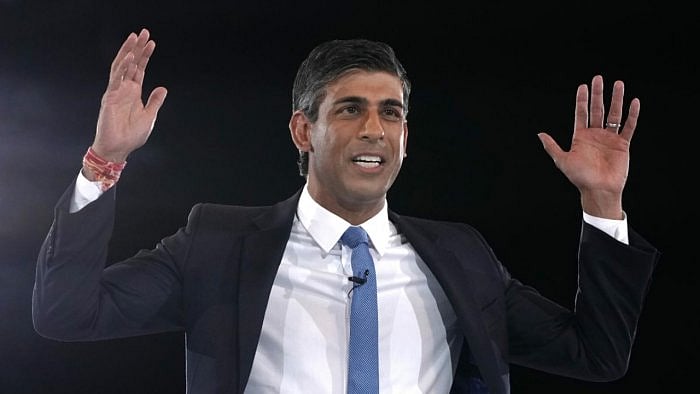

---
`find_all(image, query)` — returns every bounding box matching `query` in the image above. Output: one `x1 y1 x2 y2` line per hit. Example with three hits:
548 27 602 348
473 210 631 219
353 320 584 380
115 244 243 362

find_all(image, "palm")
559 125 631 195
538 75 640 218
92 28 167 162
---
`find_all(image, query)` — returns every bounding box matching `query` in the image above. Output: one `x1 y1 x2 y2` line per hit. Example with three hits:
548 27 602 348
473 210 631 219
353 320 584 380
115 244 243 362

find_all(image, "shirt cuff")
69 171 105 213
582 211 629 245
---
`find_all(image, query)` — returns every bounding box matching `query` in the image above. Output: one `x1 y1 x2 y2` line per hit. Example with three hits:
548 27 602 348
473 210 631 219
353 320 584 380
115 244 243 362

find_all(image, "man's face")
303 70 408 216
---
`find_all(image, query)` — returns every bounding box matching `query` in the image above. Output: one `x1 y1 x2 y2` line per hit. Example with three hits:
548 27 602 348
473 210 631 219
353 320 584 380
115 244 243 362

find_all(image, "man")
32 28 660 393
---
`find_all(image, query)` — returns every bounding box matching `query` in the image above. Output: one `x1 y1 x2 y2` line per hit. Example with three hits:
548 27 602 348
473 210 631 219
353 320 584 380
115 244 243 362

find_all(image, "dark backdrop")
1 1 695 393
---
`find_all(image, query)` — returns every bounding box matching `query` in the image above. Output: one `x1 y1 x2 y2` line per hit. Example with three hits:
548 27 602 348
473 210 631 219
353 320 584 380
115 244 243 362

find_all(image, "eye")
382 107 402 119
341 105 360 114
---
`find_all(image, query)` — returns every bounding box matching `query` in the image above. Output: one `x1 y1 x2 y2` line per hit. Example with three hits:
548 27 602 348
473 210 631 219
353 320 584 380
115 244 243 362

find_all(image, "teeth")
353 155 382 163
352 155 382 168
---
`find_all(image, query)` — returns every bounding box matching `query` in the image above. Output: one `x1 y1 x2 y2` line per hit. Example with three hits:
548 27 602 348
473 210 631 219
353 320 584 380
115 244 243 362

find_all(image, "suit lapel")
236 190 301 389
229 195 506 393
390 211 507 394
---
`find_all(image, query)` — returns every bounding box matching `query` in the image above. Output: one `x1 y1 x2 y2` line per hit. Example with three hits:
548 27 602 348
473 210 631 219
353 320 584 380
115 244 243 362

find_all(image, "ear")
289 110 313 152
402 121 409 158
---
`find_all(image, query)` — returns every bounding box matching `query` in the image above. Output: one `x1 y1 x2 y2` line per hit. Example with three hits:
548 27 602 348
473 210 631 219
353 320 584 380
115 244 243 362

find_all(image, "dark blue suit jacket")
33 184 660 393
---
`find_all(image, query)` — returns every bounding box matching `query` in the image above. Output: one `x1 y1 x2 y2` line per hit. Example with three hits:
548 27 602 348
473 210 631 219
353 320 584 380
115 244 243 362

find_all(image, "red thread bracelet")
82 147 127 191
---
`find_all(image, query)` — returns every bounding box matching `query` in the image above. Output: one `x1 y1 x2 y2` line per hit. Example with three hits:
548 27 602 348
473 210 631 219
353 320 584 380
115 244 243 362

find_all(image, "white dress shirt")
70 172 630 393
245 185 461 393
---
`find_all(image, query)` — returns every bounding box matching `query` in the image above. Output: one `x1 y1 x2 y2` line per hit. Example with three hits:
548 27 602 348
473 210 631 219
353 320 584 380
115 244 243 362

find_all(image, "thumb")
537 132 563 164
145 86 168 116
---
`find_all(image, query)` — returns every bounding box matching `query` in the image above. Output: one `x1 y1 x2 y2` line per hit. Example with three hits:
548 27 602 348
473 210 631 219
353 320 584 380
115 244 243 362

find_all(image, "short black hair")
292 38 411 177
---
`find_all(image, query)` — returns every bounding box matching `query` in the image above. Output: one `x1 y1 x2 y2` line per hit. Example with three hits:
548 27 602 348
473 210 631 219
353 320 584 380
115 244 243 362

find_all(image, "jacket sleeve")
505 222 660 381
32 182 191 341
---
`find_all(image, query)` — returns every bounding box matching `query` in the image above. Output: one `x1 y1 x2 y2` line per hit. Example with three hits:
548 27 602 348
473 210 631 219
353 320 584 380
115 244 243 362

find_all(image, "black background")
1 1 696 393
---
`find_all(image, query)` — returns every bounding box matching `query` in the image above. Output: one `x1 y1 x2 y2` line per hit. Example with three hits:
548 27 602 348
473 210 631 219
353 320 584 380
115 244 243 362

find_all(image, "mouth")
351 155 384 168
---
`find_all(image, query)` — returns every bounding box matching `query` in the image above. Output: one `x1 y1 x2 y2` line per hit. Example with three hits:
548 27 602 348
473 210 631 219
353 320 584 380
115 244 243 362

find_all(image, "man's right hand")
88 28 167 170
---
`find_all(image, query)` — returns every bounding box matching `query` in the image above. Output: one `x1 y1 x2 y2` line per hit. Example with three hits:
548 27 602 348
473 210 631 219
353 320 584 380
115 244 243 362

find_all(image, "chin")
343 182 390 204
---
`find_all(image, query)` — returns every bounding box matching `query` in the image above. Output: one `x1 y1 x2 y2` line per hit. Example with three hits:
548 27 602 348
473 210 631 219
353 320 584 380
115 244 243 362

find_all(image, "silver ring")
605 122 622 129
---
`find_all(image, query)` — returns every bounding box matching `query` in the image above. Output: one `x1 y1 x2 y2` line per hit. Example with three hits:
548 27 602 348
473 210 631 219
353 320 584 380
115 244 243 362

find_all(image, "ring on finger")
605 122 622 129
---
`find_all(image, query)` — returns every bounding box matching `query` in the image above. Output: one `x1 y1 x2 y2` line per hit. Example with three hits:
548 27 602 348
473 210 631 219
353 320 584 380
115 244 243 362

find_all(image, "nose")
359 112 385 141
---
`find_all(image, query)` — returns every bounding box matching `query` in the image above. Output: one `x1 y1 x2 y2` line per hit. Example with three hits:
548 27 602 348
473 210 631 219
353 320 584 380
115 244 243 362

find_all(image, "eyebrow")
333 96 404 109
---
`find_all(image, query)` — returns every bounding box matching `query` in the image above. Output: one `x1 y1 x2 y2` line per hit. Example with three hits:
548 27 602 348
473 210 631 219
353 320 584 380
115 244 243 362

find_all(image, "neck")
309 192 385 225
330 202 384 225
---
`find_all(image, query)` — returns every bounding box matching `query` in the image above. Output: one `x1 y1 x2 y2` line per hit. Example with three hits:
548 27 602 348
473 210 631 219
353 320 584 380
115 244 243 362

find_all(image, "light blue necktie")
341 226 379 394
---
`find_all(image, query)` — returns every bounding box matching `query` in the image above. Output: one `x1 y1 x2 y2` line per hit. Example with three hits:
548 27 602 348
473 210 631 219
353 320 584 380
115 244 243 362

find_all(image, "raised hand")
91 28 167 163
537 75 640 219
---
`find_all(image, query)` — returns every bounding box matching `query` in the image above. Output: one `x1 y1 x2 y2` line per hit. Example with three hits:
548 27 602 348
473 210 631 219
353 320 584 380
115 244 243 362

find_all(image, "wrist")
580 191 623 220
90 145 129 163
82 146 127 191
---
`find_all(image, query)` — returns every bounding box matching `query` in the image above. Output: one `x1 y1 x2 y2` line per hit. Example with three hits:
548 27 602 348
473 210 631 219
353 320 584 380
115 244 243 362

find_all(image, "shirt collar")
297 184 392 258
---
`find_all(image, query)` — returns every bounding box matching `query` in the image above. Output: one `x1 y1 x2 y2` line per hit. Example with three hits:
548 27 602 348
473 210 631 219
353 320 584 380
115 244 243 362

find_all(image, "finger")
589 75 605 129
107 52 134 91
537 132 565 166
130 28 151 67
124 60 139 83
574 83 589 131
144 87 168 117
110 32 138 74
619 98 640 142
134 40 156 85
605 80 625 132
137 38 156 70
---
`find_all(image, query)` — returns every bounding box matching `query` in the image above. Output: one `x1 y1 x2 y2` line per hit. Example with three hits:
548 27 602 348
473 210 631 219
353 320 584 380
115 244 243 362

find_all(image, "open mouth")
352 155 383 168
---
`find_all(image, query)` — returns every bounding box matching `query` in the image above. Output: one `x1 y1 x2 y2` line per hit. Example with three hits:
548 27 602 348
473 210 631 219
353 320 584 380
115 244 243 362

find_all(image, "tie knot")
340 226 369 249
